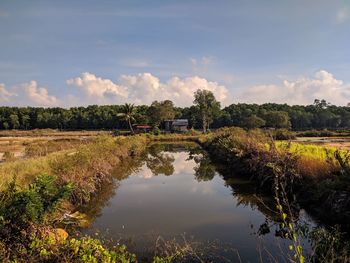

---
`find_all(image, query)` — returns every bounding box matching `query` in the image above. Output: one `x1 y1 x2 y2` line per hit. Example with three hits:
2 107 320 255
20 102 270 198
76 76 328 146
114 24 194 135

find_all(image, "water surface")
82 143 314 262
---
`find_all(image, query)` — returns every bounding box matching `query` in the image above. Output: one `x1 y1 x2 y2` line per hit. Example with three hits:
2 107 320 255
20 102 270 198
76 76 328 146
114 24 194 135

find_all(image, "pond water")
82 143 315 262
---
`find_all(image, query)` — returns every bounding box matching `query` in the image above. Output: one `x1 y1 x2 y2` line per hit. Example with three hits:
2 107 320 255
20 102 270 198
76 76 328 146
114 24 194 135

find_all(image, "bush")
271 129 296 140
152 126 161 135
0 174 73 240
23 236 137 263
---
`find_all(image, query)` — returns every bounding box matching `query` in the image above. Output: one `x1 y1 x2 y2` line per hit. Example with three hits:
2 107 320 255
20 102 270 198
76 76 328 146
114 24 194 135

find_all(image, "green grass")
275 141 348 161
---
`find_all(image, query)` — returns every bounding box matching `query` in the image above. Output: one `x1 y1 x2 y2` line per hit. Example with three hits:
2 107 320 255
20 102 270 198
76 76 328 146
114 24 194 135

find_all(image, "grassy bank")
201 127 350 225
0 135 179 262
0 135 146 203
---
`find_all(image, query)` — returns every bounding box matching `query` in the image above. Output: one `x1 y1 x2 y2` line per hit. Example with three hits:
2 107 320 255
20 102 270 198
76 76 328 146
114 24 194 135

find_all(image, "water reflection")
81 143 314 262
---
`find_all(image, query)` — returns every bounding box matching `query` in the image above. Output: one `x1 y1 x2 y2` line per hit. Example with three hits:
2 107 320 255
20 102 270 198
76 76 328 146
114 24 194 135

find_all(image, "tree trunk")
202 114 207 133
128 119 134 133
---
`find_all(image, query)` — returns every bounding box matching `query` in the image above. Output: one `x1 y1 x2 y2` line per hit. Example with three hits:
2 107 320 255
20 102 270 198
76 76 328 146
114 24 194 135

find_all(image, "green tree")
3 122 9 130
193 89 221 133
148 100 175 126
9 114 20 129
264 111 291 129
117 103 136 133
242 115 266 129
21 114 31 130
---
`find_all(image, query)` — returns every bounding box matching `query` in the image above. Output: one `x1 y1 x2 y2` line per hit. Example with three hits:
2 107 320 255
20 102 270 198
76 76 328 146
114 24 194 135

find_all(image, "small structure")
163 119 188 132
134 124 152 133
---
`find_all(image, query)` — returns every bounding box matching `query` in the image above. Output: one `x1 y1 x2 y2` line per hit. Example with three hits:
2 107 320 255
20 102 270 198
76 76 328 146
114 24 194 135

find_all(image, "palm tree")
117 103 136 133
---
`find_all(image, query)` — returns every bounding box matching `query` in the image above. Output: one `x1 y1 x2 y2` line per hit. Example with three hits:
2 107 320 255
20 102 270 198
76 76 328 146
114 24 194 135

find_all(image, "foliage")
271 129 296 140
117 103 136 133
148 100 175 127
0 174 72 242
203 127 348 188
21 236 137 263
308 226 350 262
193 89 221 133
264 111 291 129
242 114 266 129
1 98 350 131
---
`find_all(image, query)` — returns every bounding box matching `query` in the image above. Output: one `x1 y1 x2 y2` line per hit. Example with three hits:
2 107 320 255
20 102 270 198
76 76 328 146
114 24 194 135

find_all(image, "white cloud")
67 72 129 102
336 7 349 23
3 70 349 107
236 70 350 106
0 83 16 102
23 81 59 107
67 72 230 106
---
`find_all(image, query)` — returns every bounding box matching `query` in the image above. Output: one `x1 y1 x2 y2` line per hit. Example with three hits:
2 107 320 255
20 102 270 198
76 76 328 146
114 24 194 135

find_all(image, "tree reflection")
146 144 175 176
193 155 216 182
187 148 217 182
80 155 145 221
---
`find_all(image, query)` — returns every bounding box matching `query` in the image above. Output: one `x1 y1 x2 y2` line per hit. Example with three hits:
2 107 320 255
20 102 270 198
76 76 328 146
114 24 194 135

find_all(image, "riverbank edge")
196 131 350 228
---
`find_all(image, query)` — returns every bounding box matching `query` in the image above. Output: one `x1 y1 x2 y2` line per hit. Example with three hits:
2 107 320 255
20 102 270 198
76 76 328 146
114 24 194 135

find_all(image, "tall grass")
0 135 147 204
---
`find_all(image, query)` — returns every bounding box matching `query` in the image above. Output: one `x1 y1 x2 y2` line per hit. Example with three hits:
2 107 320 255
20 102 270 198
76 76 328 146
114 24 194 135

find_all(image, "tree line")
0 91 349 131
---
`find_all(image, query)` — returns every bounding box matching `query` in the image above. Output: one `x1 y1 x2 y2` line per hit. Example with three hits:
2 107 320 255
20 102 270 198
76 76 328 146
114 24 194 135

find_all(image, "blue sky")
1 0 350 107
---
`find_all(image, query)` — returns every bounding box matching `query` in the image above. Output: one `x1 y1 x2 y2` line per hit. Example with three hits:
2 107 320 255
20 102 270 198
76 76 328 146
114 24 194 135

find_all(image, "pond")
82 143 315 262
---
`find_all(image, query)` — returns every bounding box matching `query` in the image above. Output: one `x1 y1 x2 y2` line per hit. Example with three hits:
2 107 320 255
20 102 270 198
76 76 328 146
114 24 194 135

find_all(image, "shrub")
0 174 73 241
152 126 161 135
271 129 296 140
23 236 137 263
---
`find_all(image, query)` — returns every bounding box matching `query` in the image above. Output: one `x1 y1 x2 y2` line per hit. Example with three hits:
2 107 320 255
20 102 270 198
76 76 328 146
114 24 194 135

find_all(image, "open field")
0 130 111 162
0 129 111 138
295 136 350 151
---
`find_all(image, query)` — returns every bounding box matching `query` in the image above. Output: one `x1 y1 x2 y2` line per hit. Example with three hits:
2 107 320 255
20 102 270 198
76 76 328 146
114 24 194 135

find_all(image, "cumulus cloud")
4 70 349 107
67 72 230 106
67 72 128 99
0 83 16 102
236 70 350 106
22 81 59 107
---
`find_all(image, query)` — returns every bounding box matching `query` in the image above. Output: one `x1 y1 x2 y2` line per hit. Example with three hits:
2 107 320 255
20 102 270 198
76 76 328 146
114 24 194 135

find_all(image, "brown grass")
0 135 147 204
0 129 111 138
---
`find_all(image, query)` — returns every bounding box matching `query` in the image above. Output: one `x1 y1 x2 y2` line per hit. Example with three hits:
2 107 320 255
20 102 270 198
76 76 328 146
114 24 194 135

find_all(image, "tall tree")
117 103 136 133
193 89 221 133
9 114 20 129
148 100 176 126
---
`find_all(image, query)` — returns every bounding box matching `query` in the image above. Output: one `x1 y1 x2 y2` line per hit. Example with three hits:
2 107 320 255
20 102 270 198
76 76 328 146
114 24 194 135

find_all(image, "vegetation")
193 89 221 132
0 173 139 262
2 95 350 132
0 130 350 262
0 135 147 202
201 127 350 225
117 103 137 133
148 100 176 127
1 89 350 262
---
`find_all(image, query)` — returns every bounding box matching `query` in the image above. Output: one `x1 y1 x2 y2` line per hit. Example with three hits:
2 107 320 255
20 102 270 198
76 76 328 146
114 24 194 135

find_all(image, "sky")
0 0 350 107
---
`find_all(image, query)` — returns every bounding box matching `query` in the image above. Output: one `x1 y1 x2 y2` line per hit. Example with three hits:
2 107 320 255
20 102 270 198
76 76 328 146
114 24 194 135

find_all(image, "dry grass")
0 129 111 137
0 130 104 162
0 135 147 204
295 136 350 151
